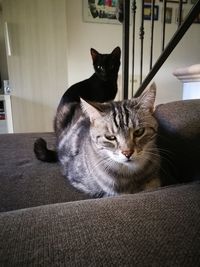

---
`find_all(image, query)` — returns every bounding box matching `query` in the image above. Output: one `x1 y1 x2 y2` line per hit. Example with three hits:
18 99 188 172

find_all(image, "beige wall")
2 0 68 132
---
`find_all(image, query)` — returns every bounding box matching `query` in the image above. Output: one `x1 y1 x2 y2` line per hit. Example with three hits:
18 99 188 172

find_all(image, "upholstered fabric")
0 133 91 212
0 99 200 266
155 99 200 185
0 183 200 266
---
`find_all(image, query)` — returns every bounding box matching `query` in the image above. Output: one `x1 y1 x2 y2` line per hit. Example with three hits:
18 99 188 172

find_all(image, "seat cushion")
0 182 200 266
0 132 91 212
154 99 200 185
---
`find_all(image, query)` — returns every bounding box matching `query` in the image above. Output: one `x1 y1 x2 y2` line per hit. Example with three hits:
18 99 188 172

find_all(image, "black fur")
34 138 58 162
34 47 121 163
60 46 121 104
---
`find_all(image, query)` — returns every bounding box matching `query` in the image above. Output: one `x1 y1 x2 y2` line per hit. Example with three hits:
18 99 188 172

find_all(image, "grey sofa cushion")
155 99 200 185
0 100 199 212
0 133 91 212
0 182 200 266
0 99 200 266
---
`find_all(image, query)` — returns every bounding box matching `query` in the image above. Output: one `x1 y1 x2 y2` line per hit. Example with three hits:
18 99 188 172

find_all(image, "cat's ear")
90 48 98 62
80 98 103 122
136 82 156 112
111 46 121 58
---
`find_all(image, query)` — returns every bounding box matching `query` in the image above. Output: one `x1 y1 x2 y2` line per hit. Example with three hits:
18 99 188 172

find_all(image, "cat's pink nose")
121 150 134 159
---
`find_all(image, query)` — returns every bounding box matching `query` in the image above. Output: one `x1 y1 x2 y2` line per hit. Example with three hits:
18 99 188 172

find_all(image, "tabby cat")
60 46 121 104
35 83 160 197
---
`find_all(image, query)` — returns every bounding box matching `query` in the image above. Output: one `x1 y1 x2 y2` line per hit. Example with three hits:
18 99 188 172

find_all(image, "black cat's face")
90 47 121 81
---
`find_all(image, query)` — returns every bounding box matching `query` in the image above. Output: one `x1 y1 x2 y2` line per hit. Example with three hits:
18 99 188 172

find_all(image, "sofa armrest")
0 182 200 266
154 99 200 184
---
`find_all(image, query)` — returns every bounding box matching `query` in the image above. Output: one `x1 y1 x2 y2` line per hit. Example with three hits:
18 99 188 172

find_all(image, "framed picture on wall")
83 0 121 24
144 4 159 20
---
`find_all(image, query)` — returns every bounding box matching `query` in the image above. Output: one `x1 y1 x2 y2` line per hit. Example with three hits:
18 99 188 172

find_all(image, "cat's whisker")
140 153 159 165
146 145 175 160
143 151 160 159
144 148 177 176
156 148 174 157
143 155 172 181
90 156 110 172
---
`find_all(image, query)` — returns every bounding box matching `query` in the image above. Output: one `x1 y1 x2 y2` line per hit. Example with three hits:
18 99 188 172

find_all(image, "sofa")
0 99 200 266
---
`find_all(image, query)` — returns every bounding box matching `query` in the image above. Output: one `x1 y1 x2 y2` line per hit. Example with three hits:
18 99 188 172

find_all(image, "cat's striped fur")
54 83 160 197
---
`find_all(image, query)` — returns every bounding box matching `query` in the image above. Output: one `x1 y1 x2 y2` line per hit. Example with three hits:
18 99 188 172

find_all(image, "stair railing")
121 0 200 98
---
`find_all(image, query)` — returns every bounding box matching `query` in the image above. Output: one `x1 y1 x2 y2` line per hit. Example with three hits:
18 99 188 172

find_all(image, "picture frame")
82 0 120 25
144 4 159 20
162 7 173 23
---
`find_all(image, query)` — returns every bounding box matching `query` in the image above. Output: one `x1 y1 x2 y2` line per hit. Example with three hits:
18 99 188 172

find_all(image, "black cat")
60 46 121 104
34 47 121 162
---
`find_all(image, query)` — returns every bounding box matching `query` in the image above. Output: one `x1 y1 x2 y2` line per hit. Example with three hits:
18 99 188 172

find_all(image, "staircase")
120 0 200 99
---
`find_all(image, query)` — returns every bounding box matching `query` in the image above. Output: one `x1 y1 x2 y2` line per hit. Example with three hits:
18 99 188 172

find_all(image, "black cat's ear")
111 46 121 58
80 98 103 122
90 48 98 62
136 82 156 112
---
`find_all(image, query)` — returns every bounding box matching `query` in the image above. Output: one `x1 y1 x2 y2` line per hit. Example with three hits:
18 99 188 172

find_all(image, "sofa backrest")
154 99 200 185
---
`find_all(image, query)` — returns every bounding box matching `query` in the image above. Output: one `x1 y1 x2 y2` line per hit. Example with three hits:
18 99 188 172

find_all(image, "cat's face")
91 117 157 168
81 83 158 171
90 47 121 81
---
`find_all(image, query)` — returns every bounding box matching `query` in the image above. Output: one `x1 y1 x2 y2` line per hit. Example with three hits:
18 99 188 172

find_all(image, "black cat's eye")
105 135 116 141
134 128 145 137
97 65 104 71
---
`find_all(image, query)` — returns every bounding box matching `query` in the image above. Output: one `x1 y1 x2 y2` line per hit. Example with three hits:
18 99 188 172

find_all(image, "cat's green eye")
97 65 103 71
105 135 116 141
134 128 145 137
